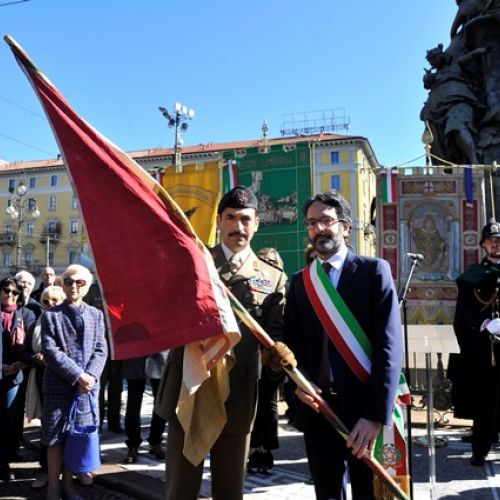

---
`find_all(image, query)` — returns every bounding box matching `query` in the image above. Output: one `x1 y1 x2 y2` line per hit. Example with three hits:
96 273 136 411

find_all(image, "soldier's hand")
265 341 297 370
485 318 500 335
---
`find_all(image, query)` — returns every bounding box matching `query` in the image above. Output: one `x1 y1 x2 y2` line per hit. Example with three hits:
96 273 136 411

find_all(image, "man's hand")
295 385 322 413
266 341 297 370
78 372 95 394
346 418 382 459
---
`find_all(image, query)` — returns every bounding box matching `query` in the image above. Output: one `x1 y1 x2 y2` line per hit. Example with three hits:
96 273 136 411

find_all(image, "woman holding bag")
41 265 107 500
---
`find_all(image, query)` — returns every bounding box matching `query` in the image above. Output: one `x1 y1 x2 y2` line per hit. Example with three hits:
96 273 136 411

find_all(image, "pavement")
4 388 500 499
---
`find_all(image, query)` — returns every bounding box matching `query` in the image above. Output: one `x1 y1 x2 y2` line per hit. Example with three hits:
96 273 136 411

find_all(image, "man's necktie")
322 261 332 277
229 254 241 274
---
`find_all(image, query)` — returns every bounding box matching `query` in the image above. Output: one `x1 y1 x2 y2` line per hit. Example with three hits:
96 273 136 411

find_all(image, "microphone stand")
398 255 421 500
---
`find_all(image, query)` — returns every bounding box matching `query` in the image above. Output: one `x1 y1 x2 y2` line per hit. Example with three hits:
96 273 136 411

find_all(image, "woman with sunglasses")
0 277 36 482
41 265 107 500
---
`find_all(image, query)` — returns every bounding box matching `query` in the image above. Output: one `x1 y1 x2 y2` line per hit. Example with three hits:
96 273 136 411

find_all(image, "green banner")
224 143 311 274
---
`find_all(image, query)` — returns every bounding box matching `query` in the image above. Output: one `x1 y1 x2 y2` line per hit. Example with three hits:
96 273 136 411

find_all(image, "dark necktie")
322 261 332 277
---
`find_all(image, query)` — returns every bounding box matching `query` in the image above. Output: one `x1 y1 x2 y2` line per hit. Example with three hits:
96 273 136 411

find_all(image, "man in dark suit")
156 186 287 500
284 191 403 500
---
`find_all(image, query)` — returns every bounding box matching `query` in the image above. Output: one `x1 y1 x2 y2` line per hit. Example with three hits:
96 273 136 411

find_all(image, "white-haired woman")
41 265 107 500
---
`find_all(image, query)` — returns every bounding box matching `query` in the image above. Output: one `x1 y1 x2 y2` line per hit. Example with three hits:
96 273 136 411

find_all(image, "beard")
311 233 344 257
487 250 500 260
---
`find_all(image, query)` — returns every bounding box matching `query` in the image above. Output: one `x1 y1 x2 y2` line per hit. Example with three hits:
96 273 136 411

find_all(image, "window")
47 220 57 233
68 250 78 265
3 252 11 267
330 151 339 164
48 195 57 211
50 175 58 187
25 221 34 236
28 198 37 211
5 224 12 234
71 194 78 209
330 175 341 191
8 179 15 193
29 177 36 189
70 219 79 234
23 251 33 266
48 251 54 266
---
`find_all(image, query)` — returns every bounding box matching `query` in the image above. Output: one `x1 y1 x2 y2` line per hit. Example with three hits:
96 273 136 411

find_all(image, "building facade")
0 133 379 279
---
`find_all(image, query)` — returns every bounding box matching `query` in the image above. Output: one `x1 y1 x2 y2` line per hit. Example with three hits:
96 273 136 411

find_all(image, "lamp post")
158 102 195 173
6 182 40 271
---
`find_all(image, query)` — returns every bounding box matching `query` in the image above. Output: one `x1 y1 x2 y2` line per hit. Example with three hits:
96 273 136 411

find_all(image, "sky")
0 0 458 167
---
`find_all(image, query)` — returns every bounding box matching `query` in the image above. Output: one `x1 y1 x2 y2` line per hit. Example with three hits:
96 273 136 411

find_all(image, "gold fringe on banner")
373 475 411 499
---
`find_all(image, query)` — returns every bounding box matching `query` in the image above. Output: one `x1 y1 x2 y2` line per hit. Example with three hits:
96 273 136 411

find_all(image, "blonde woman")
27 285 65 490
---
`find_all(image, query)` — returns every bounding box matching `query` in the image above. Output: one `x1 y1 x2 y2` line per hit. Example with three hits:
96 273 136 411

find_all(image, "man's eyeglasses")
63 278 87 288
2 287 20 296
305 217 343 229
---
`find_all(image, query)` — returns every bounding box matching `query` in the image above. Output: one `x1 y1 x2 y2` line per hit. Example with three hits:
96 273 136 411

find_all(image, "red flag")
5 35 239 361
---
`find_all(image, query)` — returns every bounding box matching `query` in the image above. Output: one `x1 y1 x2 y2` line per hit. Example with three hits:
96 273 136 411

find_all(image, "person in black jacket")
453 219 500 466
0 277 36 481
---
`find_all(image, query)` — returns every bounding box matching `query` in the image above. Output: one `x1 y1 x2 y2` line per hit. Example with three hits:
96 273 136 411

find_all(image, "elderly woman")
0 277 36 482
26 285 66 490
41 265 107 500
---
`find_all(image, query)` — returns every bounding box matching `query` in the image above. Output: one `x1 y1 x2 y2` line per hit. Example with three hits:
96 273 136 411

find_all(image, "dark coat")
0 306 36 386
41 300 107 445
284 252 403 430
452 259 500 419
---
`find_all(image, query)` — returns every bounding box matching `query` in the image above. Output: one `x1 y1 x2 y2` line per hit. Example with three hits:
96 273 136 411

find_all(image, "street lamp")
158 102 195 173
6 182 40 271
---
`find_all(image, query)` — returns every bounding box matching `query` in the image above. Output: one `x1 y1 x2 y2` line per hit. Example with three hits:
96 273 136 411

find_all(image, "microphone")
405 252 424 261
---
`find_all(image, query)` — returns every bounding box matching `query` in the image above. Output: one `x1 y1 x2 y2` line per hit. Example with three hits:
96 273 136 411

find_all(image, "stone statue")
420 34 486 165
450 0 492 38
421 1 500 219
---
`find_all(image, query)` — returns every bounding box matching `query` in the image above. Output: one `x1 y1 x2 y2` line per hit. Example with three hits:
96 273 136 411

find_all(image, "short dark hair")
302 191 352 225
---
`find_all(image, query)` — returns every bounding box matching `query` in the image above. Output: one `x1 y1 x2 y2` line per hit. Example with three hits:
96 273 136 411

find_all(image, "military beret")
481 219 500 244
217 186 258 214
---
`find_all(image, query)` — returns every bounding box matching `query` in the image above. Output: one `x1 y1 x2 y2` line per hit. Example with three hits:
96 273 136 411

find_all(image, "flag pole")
227 288 410 500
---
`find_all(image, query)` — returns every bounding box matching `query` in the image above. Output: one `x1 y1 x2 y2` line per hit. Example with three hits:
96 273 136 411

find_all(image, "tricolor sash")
303 259 410 491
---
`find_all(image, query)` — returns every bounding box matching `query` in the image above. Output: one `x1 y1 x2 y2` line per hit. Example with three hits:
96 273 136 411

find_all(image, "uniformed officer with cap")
453 219 500 466
157 186 287 499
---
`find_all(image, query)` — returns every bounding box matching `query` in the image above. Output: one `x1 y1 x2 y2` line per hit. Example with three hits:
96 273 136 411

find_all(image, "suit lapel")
337 251 358 298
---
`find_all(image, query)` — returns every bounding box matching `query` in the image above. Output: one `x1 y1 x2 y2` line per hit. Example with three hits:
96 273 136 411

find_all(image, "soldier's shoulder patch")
257 255 284 272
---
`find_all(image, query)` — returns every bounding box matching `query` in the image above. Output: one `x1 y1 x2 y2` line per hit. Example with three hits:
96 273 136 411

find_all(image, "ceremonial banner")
162 161 220 247
5 35 240 361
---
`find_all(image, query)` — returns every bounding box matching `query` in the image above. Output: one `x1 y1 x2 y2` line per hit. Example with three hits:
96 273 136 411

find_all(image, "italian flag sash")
303 259 410 493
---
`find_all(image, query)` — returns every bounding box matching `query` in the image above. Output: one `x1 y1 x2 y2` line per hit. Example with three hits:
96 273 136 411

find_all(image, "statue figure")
420 33 487 165
450 0 493 37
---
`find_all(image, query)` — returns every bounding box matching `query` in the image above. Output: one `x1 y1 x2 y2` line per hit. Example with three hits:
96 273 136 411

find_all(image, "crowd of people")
1 186 498 500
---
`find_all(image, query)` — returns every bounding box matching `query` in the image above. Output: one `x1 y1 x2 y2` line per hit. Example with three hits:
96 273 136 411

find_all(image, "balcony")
40 222 62 244
0 232 16 245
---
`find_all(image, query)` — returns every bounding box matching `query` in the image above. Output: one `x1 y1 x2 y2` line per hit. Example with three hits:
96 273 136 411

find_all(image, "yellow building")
0 133 379 279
